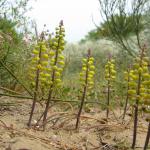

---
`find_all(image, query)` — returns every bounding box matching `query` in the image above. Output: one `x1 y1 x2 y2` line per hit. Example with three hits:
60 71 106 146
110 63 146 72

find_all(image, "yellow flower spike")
80 72 85 76
88 61 93 65
53 42 58 47
88 74 93 78
57 68 63 72
130 75 138 81
60 46 65 51
111 76 116 80
55 71 61 77
55 79 61 83
82 67 87 71
44 73 50 78
58 55 65 60
58 61 65 66
41 61 48 66
128 82 137 87
89 81 94 85
108 61 111 65
128 90 136 95
110 65 115 69
140 88 146 93
87 77 92 82
43 54 49 59
89 71 95 75
82 58 87 63
40 77 47 83
143 73 150 79
111 70 116 75
31 60 37 64
90 65 95 70
110 59 115 63
40 72 44 76
33 57 40 61
49 51 55 57
32 49 39 55
138 67 143 73
79 52 95 98
133 63 139 69
41 47 46 52
37 64 42 69
53 65 58 70
89 57 94 61
80 77 85 82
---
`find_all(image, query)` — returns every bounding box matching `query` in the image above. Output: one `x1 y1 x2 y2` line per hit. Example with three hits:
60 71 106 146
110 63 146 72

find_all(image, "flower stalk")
76 49 95 129
42 20 65 130
104 56 116 119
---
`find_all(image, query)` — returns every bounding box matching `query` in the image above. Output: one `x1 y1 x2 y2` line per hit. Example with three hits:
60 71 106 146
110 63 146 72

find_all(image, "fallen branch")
0 60 33 96
0 86 23 95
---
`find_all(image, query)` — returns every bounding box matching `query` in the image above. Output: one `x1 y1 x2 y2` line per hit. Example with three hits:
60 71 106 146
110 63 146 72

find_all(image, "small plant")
127 46 149 149
27 33 49 127
42 20 65 130
75 49 95 129
104 56 116 118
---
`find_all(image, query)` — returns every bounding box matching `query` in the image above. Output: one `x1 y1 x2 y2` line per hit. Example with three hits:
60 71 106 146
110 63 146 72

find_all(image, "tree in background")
0 0 33 89
82 0 150 56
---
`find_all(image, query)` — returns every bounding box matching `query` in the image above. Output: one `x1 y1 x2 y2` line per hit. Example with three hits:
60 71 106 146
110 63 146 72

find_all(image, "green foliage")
0 18 31 88
81 14 144 43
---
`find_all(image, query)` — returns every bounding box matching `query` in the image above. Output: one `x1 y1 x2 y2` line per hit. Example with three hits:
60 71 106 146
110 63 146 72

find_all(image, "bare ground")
0 96 149 150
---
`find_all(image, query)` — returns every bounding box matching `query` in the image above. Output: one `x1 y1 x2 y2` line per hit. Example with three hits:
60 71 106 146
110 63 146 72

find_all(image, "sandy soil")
0 96 149 150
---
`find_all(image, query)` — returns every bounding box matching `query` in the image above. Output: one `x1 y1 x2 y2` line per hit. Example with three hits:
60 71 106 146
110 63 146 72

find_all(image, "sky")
28 0 101 42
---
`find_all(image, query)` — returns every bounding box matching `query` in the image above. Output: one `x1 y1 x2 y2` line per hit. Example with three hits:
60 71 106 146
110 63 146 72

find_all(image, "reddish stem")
75 49 91 130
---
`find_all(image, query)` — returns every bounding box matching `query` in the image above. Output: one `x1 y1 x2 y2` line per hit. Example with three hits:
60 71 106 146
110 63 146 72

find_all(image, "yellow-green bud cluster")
29 41 50 88
124 70 130 82
128 55 150 102
48 21 65 88
80 56 95 90
105 59 116 82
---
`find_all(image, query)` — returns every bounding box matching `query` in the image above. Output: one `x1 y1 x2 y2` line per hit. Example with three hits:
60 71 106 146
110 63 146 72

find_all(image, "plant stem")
27 34 44 127
42 23 63 130
75 50 90 130
123 70 130 120
144 121 150 150
42 84 53 130
106 80 110 119
106 56 111 119
132 73 141 149
132 100 139 149
132 47 144 149
122 94 129 120
75 85 87 130
132 47 145 149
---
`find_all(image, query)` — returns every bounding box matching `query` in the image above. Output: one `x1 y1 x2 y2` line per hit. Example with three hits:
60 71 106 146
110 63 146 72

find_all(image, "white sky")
28 0 101 42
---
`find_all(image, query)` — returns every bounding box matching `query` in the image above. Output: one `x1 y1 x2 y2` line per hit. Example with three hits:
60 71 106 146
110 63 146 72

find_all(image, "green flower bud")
32 49 39 55
43 54 49 59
